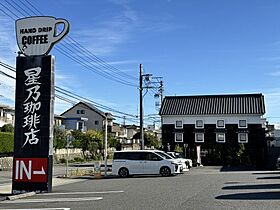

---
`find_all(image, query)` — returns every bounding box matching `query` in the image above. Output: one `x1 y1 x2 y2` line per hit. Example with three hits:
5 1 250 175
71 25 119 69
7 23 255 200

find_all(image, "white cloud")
266 71 280 77
106 59 140 65
71 21 132 56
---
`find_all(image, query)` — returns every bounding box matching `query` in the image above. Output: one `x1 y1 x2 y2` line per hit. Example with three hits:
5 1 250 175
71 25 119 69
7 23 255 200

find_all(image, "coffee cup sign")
16 16 69 56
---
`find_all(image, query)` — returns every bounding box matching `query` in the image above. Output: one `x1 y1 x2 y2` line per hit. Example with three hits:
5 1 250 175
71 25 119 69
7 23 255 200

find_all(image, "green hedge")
0 132 14 155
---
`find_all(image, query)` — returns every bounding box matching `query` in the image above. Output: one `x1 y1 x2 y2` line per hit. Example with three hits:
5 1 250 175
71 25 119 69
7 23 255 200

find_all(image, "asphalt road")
1 166 280 210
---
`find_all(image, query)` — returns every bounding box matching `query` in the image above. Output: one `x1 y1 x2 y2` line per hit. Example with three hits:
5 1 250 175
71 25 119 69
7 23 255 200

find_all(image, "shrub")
1 124 14 132
59 158 66 164
73 157 85 162
0 132 14 155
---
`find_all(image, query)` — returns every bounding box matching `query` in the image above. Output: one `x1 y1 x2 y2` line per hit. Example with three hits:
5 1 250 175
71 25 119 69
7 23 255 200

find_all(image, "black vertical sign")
12 55 54 194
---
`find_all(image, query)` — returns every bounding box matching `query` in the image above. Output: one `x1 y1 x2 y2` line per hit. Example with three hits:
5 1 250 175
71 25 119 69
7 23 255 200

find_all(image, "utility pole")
139 65 162 150
139 64 144 150
159 80 164 103
104 113 108 176
123 116 126 126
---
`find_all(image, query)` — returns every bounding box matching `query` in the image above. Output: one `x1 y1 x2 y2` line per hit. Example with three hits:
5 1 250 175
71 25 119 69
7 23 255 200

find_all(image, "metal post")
66 135 70 177
139 64 144 150
104 113 108 176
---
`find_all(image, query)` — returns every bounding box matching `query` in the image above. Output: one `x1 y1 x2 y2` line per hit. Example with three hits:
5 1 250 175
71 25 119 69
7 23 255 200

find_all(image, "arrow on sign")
33 166 46 175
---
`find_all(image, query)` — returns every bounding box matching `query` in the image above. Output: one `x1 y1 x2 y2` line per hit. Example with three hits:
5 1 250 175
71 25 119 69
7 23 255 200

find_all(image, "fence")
0 157 13 171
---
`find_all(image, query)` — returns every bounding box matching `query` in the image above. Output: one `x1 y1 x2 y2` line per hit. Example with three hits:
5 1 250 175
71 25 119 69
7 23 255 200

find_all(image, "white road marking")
2 208 70 210
38 190 124 195
2 197 103 203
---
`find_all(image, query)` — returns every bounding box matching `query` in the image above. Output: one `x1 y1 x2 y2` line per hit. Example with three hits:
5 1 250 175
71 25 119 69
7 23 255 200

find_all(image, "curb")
7 192 36 201
0 196 7 201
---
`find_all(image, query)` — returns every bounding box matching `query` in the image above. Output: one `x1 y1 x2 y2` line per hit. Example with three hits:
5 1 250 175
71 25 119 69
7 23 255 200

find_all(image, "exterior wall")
127 128 138 139
54 118 62 126
161 115 266 167
270 130 280 147
62 103 104 131
64 119 78 130
162 114 264 125
0 107 15 127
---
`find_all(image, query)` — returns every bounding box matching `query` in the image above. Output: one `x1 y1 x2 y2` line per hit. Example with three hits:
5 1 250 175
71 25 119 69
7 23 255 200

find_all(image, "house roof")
61 101 114 120
54 114 66 119
159 93 265 116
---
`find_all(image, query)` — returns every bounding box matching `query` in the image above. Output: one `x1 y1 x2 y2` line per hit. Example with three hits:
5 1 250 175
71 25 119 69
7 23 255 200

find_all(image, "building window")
195 120 204 128
216 120 225 128
239 120 247 128
175 120 183 129
195 133 204 143
95 120 99 125
78 122 83 131
175 133 183 142
77 110 85 114
238 133 248 143
216 133 226 143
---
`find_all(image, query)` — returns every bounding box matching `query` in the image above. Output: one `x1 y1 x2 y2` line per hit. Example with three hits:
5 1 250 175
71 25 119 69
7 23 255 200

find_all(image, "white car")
154 150 188 172
112 150 182 178
167 152 193 169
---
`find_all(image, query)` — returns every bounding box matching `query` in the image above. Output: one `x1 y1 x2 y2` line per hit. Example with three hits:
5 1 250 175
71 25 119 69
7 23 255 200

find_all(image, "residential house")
54 114 66 130
111 123 141 150
60 102 114 132
0 104 15 127
159 93 266 167
147 124 162 141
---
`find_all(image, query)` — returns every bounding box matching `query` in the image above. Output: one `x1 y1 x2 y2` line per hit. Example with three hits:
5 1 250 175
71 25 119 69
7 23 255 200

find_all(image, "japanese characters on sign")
22 67 42 147
14 55 54 157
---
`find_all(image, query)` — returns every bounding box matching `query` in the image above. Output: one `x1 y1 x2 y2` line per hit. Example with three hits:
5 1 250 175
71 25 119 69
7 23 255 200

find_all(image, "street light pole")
66 134 70 177
139 64 144 150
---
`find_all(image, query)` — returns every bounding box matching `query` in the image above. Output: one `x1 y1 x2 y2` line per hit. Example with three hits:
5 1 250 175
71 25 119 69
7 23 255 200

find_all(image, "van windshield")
155 151 173 159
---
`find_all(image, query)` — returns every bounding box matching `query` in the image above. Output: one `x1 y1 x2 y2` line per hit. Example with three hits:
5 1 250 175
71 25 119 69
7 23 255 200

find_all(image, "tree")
1 124 14 132
132 132 160 148
71 129 84 148
108 134 121 149
53 126 67 149
145 133 160 148
80 130 103 159
174 144 183 153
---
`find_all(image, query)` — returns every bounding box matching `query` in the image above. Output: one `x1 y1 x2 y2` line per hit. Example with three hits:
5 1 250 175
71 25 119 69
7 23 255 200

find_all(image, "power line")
0 2 159 125
0 2 19 19
0 60 139 120
0 0 138 87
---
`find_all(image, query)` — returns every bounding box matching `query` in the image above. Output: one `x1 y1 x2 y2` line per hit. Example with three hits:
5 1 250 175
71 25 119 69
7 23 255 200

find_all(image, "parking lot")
1 166 280 210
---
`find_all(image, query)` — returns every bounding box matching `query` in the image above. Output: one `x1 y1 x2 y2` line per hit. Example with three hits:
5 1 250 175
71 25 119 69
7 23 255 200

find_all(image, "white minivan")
112 150 182 178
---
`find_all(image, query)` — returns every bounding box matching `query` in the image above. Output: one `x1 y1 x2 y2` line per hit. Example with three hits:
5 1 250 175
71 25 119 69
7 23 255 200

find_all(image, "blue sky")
1 0 280 126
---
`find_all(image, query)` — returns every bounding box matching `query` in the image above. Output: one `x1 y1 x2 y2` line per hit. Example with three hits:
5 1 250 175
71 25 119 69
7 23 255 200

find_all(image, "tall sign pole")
12 16 69 194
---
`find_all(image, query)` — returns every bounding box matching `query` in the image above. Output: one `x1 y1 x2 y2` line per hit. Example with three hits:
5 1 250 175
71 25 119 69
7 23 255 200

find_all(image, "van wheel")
118 167 129 178
160 167 171 177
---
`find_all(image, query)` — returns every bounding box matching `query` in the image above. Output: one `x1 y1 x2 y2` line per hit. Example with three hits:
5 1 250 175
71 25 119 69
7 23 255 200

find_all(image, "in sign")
13 158 47 182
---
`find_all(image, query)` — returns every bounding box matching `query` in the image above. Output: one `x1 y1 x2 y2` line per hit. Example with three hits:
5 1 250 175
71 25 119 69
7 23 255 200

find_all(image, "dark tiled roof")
159 94 265 115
